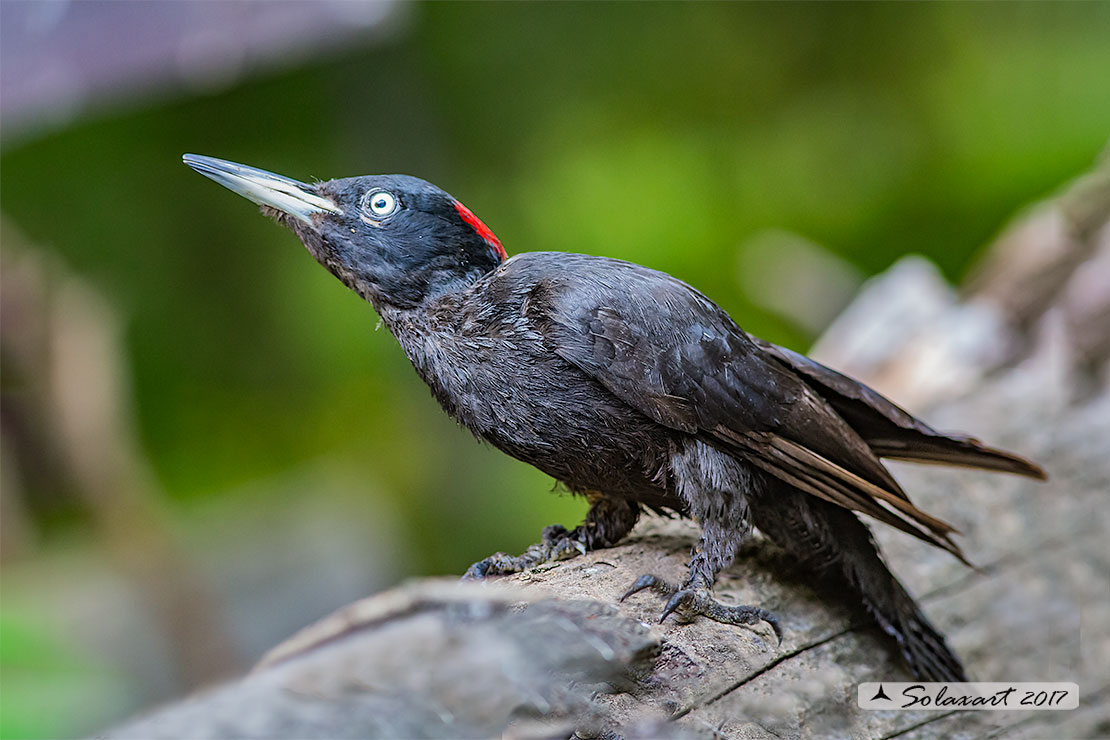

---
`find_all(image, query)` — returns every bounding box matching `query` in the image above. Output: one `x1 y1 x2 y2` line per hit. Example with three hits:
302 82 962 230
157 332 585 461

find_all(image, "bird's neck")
355 263 493 318
375 291 482 423
375 288 467 347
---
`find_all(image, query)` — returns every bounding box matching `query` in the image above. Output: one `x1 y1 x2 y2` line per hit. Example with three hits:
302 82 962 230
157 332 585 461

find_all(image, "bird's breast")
392 316 673 499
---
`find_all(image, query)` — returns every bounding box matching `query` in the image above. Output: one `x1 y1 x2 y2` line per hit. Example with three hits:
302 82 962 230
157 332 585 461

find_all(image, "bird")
183 154 1046 682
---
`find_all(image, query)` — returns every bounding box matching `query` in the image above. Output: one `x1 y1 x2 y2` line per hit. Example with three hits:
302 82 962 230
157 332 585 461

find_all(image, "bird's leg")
622 514 782 643
463 494 639 579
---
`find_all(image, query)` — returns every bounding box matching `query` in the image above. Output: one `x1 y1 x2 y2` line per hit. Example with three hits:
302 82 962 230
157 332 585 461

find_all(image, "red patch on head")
454 200 506 261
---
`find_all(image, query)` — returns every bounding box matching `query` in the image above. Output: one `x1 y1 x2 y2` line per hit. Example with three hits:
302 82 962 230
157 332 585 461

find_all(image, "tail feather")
869 434 1047 480
839 524 969 682
860 572 968 682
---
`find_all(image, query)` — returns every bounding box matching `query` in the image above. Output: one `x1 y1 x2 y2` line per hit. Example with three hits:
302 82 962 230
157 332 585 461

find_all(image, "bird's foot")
462 524 587 579
620 574 782 644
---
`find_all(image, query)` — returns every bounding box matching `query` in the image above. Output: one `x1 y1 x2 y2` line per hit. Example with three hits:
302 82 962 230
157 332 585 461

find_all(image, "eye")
362 189 399 220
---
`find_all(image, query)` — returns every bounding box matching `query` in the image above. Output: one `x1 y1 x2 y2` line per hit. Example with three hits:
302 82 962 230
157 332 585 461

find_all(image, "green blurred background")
1 2 1108 737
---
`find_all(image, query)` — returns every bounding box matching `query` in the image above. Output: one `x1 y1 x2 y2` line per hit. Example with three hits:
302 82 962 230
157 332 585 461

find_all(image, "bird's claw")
679 589 782 644
462 552 515 580
660 589 703 623
619 573 677 602
622 576 783 645
461 525 587 580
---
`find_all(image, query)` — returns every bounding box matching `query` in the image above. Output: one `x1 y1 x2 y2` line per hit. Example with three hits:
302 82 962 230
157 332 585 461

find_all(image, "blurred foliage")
0 611 127 739
1 3 1109 734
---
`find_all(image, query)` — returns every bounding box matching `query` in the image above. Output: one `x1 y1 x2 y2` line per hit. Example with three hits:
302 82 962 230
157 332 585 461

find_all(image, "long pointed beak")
183 154 341 225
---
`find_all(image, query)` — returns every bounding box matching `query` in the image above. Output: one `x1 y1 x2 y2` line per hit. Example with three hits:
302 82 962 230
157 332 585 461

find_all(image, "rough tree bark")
102 160 1109 740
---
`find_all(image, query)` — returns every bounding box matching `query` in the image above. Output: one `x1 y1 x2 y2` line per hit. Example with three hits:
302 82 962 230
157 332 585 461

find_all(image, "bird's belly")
483 402 672 500
431 351 674 501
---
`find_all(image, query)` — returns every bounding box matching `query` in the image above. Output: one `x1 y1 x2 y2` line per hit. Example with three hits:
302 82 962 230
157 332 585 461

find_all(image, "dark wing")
753 339 1046 480
530 255 968 562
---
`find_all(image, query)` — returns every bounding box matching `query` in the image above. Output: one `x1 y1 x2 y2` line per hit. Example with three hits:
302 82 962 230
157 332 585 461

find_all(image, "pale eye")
363 189 398 219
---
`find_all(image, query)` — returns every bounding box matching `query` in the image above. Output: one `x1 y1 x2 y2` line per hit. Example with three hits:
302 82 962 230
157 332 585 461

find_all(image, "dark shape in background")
1 2 1108 737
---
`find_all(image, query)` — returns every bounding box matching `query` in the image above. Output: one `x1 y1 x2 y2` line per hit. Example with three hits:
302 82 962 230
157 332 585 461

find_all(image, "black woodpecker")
184 154 1046 682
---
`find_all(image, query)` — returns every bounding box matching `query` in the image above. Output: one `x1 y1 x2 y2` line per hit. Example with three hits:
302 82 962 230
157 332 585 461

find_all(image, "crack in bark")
667 625 859 720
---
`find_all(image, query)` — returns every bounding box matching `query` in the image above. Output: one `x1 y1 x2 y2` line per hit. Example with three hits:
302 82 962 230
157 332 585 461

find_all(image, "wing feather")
754 339 1046 479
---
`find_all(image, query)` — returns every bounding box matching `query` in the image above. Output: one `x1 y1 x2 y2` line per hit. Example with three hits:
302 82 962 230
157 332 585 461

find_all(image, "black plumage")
184 155 1045 682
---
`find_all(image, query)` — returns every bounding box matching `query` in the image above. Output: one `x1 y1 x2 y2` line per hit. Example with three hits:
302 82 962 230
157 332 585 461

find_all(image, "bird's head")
184 154 505 310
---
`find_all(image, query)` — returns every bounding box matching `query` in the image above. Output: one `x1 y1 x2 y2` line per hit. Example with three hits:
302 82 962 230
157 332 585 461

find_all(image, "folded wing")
535 258 972 563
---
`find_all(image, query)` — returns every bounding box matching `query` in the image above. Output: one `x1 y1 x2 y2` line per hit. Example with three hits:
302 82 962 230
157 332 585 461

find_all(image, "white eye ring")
363 189 398 220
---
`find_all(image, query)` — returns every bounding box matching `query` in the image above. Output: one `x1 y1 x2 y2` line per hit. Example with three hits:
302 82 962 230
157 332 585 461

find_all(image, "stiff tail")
855 566 967 682
841 531 968 682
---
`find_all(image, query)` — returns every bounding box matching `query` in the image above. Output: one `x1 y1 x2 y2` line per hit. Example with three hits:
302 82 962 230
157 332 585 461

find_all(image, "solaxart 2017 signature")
858 682 1079 711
